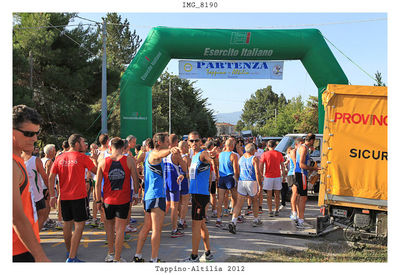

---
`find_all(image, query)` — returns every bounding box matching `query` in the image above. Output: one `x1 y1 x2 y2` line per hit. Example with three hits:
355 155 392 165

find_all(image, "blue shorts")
143 197 166 212
180 179 189 195
166 190 180 202
218 175 236 190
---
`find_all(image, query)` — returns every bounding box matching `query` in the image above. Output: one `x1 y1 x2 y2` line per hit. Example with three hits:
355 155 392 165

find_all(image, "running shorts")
191 194 210 221
237 180 259 197
294 172 308 197
287 175 295 187
263 177 282 191
166 189 180 202
13 251 35 262
143 197 166 213
35 197 46 211
209 181 216 195
218 175 236 190
180 179 189 195
103 202 130 220
60 197 89 222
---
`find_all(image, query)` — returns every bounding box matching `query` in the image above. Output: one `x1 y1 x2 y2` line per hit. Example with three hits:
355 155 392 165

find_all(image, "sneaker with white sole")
203 252 214 261
113 257 127 262
290 214 298 222
105 253 115 262
215 220 222 228
182 255 200 262
171 229 184 238
228 222 236 234
252 219 263 227
274 210 279 216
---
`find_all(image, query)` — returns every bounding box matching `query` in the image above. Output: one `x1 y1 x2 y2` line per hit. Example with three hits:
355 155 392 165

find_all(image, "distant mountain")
214 111 242 125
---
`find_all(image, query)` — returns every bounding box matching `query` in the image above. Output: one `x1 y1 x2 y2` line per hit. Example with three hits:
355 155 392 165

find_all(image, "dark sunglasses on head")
14 128 40 137
188 139 200 143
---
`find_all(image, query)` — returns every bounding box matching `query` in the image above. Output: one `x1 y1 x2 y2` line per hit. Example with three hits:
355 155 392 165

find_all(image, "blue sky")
76 12 387 114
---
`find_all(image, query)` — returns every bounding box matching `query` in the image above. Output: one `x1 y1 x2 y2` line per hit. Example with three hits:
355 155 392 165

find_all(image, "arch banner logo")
178 60 284 79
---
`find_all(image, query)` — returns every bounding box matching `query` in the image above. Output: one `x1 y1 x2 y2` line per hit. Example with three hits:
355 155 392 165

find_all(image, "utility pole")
101 19 108 134
168 79 171 135
29 51 33 89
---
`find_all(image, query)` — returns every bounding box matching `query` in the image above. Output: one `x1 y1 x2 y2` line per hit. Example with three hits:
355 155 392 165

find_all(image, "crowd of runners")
12 104 320 263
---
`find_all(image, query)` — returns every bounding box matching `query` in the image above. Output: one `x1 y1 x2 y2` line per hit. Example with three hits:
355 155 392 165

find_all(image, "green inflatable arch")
120 27 348 141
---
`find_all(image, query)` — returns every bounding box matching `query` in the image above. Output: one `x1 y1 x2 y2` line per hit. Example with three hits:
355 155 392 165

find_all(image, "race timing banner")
179 60 284 79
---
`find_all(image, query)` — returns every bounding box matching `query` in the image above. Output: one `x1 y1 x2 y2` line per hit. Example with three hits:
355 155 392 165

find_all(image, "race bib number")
189 162 197 180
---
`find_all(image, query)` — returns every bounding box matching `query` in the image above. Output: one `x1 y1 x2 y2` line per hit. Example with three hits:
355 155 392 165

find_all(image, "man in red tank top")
12 105 49 262
96 138 139 262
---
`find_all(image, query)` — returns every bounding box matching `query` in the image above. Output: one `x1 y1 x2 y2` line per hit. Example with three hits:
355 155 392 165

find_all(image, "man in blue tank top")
289 138 303 221
183 131 215 262
294 133 320 229
216 138 239 228
164 134 186 238
228 143 263 234
133 132 180 263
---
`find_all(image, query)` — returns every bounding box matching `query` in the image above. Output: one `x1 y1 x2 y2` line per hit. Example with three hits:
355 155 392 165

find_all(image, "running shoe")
289 214 298 222
97 222 104 230
130 218 137 224
296 222 312 230
211 212 218 218
203 252 214 262
66 257 85 262
55 221 63 230
133 256 145 262
125 225 137 233
90 218 99 227
268 211 274 217
252 219 263 227
113 257 127 262
279 205 285 211
171 229 184 238
237 216 245 223
215 220 222 228
150 258 165 263
177 223 184 231
105 253 115 262
274 210 280 216
245 209 253 216
182 255 200 262
223 209 229 216
228 222 236 234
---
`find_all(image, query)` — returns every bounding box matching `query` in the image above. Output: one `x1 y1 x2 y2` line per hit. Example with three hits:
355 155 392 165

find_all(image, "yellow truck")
317 84 387 241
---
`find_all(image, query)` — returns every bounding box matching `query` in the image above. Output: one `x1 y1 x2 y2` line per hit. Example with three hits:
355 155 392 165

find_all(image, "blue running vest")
295 144 310 176
189 150 210 195
219 151 234 177
239 155 256 181
144 152 165 200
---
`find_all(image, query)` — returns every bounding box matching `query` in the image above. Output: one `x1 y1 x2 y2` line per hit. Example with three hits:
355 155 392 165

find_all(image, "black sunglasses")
188 139 200 143
14 128 40 137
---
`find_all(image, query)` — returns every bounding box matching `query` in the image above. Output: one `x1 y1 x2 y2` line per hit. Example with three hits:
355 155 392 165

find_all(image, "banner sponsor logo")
334 112 387 126
203 47 273 57
230 32 251 45
179 60 283 79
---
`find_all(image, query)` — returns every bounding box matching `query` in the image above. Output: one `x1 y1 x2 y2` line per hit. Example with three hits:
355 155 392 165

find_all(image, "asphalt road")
40 196 328 263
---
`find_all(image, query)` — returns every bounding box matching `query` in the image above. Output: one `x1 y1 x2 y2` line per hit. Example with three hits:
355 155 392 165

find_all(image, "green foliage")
152 72 217 137
374 71 386 87
240 85 318 136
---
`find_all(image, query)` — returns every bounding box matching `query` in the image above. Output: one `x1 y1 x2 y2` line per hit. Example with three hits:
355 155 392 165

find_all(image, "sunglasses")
14 128 40 137
188 139 200 143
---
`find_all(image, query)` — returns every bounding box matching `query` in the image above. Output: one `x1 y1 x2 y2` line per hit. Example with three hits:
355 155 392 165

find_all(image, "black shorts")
209 181 216 195
35 197 46 211
191 194 210 221
294 172 308 197
60 197 89 222
42 188 49 200
103 202 130 220
13 251 35 262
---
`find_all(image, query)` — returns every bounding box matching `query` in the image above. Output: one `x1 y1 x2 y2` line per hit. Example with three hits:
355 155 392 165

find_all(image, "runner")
41 144 56 229
12 104 49 262
126 135 137 157
164 134 186 238
289 138 303 221
96 138 139 262
49 134 99 262
183 131 215 262
228 143 263 234
260 140 286 217
177 140 190 230
21 149 49 231
294 133 320 229
134 132 179 263
215 138 239 228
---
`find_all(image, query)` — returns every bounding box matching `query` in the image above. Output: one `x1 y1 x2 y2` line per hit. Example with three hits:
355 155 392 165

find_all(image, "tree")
152 72 217 137
240 85 287 134
374 71 386 87
235 120 245 132
295 96 319 134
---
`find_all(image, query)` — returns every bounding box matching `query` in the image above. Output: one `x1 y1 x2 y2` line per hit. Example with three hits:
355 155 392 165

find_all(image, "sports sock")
298 218 304 224
232 217 237 225
151 257 158 262
135 253 142 259
179 219 184 225
217 218 221 222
